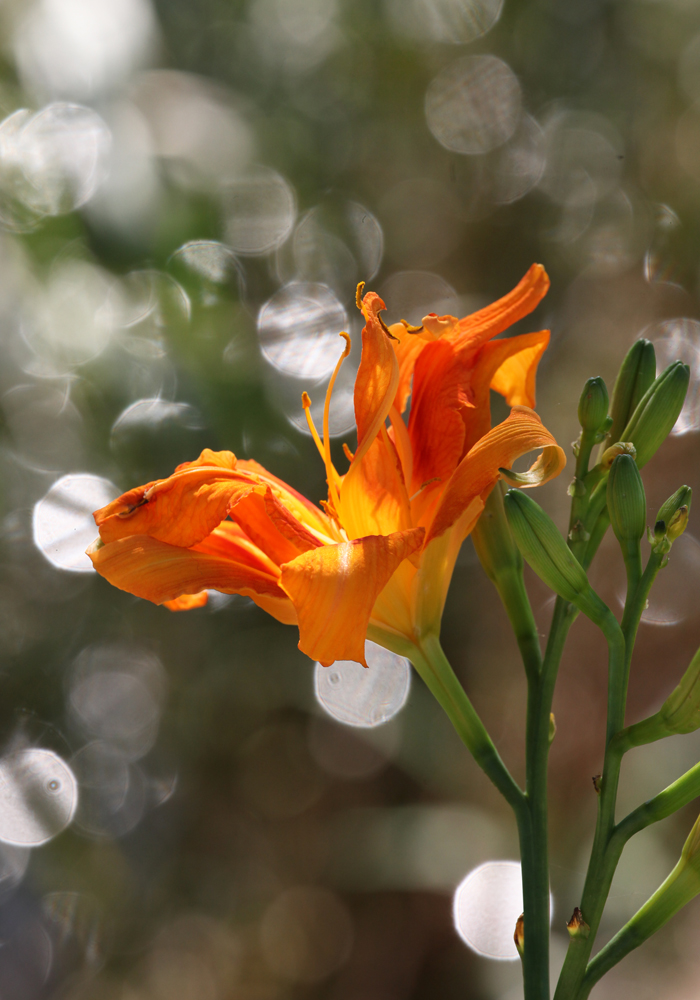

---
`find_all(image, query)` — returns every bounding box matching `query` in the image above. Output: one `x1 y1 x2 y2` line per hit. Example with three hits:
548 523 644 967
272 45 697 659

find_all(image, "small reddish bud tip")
566 907 590 939
301 391 311 409
514 913 525 958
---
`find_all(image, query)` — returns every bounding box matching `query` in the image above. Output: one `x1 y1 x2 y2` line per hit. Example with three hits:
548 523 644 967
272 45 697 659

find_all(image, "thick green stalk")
552 611 626 1000
554 553 663 1000
519 597 578 1000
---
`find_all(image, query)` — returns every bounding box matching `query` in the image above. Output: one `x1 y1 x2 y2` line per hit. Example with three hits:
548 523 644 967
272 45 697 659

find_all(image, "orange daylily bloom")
88 264 565 666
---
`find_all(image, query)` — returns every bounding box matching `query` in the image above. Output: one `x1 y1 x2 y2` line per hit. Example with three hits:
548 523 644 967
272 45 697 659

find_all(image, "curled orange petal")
279 528 425 666
448 263 550 351
95 465 256 548
426 406 566 544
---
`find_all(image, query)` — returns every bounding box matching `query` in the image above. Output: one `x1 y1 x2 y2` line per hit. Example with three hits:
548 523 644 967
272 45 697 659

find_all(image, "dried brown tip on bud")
592 774 602 794
566 907 590 938
514 913 525 957
600 441 636 470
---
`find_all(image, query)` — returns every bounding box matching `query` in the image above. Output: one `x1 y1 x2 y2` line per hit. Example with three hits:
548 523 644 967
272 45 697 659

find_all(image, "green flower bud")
607 454 646 544
655 486 692 542
503 490 607 621
622 361 690 468
578 376 609 433
615 640 700 750
668 505 690 542
607 339 657 447
659 647 700 735
471 483 522 585
584 813 700 990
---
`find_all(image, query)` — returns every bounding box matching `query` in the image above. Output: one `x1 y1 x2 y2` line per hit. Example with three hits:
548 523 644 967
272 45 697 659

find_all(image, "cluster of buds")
495 338 690 625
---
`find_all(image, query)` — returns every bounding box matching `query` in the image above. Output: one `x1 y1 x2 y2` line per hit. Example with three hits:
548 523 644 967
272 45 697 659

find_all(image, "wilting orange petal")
95 464 256 548
163 591 209 611
487 330 550 408
354 291 400 463
236 457 337 541
279 528 425 666
230 486 322 565
448 264 550 352
87 533 297 622
426 406 566 544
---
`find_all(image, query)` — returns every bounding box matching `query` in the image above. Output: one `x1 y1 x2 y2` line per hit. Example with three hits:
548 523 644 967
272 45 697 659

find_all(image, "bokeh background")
1 0 700 997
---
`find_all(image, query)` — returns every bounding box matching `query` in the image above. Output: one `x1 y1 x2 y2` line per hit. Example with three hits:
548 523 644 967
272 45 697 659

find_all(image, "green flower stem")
579 858 700 998
519 596 578 1000
611 760 700 853
411 635 526 814
554 552 664 1000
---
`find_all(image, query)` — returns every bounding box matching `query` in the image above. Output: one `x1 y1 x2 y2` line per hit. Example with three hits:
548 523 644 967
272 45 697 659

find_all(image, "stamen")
323 333 351 513
355 281 365 310
378 314 399 342
409 477 441 502
301 391 326 464
400 319 424 334
118 495 149 517
342 442 354 462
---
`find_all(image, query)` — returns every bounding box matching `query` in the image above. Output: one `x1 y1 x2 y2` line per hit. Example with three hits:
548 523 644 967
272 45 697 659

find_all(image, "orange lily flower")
88 264 565 666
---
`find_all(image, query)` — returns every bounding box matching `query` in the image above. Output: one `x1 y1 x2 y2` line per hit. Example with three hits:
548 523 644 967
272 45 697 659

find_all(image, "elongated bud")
622 361 690 467
584 813 700 989
578 376 609 433
503 491 608 621
607 455 646 544
607 339 657 447
659 647 700 735
615 642 700 750
471 483 522 584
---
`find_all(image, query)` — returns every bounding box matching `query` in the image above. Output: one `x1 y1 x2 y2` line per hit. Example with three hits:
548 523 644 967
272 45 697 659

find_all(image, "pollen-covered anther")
378 314 399 342
400 319 424 334
409 477 441 502
117 495 149 517
355 281 365 310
